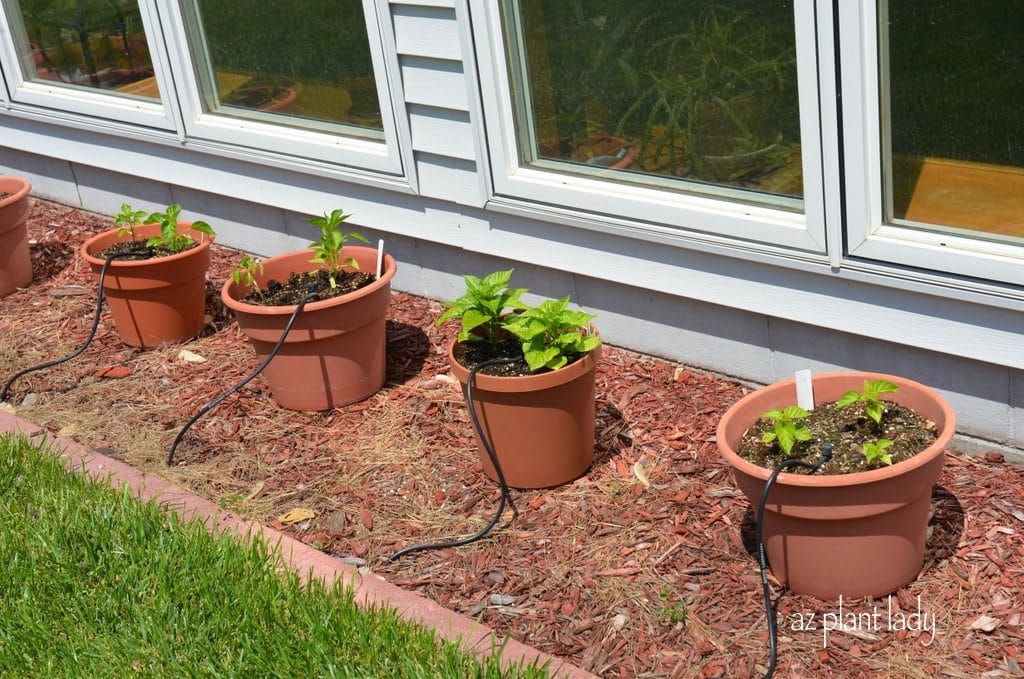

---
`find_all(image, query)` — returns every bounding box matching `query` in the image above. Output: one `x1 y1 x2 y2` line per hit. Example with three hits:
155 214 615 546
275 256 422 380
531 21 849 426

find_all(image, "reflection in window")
184 0 383 136
503 1 802 204
5 0 159 99
885 2 1024 241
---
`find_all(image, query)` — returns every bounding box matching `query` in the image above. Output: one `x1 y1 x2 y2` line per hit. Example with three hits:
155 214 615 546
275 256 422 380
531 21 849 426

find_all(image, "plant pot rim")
0 177 32 206
716 371 956 488
80 223 214 269
447 333 601 393
220 246 396 316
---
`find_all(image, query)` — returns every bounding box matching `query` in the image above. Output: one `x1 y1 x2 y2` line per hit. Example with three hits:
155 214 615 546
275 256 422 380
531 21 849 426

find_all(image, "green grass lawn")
0 434 547 678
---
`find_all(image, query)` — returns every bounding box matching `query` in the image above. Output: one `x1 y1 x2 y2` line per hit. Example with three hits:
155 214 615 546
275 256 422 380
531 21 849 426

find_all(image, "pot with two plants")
221 209 395 411
0 176 33 299
437 270 602 489
717 372 956 601
80 203 216 348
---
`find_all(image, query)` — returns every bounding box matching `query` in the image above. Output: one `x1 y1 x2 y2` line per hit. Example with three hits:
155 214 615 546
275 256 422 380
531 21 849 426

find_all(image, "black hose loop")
0 247 153 404
386 356 521 563
165 291 311 466
758 442 833 679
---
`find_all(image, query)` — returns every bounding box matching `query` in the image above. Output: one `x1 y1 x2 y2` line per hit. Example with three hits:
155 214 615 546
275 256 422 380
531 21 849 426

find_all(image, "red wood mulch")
3 200 1023 678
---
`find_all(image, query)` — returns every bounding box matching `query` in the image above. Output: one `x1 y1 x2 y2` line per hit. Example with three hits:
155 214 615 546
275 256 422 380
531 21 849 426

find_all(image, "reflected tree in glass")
13 0 157 96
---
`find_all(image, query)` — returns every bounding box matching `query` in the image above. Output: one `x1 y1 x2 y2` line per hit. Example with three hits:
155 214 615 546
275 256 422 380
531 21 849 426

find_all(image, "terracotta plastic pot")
717 372 956 600
221 247 396 411
80 223 213 348
448 340 601 489
0 177 33 298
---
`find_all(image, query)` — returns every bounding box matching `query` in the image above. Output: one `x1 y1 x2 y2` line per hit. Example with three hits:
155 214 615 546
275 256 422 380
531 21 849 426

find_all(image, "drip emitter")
0 247 153 404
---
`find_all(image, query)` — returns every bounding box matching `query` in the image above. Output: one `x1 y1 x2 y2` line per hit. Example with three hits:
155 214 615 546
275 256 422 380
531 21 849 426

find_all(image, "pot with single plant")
80 203 216 348
0 176 33 298
437 270 601 489
717 372 956 600
221 209 396 411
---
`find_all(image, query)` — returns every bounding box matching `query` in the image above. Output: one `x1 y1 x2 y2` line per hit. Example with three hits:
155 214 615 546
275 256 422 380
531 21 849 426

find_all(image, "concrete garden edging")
0 410 595 679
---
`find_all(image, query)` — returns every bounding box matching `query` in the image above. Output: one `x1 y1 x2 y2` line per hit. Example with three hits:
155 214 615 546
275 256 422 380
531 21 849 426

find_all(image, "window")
162 0 403 174
0 0 177 128
475 0 829 252
842 1 1024 285
181 0 382 138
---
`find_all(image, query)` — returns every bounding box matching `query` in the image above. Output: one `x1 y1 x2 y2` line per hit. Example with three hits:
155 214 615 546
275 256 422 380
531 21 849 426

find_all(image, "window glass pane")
502 1 802 207
183 0 383 138
4 0 160 100
883 2 1024 242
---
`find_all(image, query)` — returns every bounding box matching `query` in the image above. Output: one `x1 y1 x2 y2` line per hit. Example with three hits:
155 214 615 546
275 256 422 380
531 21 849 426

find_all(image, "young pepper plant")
231 255 264 291
114 203 148 240
760 406 812 456
835 379 899 425
435 269 527 349
501 296 601 372
144 204 215 253
307 209 369 289
862 438 894 466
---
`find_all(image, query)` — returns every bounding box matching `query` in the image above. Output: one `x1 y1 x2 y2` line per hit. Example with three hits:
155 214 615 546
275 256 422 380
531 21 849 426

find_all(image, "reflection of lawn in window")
194 0 382 130
887 2 1024 235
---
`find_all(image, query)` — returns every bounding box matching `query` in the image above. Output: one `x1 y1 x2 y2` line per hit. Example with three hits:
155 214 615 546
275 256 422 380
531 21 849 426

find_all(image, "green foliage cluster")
231 255 264 291
436 269 601 373
760 405 811 456
144 204 215 253
306 209 369 289
862 438 895 466
114 203 215 254
836 379 900 425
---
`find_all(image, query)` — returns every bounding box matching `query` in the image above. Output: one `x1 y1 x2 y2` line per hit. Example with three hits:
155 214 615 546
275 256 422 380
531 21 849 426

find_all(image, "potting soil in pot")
453 331 588 378
242 269 374 306
95 238 198 261
738 399 938 474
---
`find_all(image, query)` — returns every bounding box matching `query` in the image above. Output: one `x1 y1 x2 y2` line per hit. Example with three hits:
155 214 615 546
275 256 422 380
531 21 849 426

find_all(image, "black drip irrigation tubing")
165 291 312 466
756 442 833 679
0 248 153 405
387 356 521 563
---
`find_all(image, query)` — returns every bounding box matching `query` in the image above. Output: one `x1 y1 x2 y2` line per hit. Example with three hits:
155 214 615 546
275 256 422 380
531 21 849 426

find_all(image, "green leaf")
762 409 784 422
524 346 560 372
835 391 859 408
761 431 777 443
190 221 216 237
776 426 796 455
343 257 360 270
781 405 810 420
460 309 490 336
793 426 813 441
864 380 899 397
865 401 884 424
348 231 370 244
145 236 163 248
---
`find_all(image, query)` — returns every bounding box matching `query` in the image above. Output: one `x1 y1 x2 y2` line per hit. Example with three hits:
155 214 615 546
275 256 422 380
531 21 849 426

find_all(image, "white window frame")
0 0 180 130
840 0 1024 287
470 0 830 253
155 0 404 176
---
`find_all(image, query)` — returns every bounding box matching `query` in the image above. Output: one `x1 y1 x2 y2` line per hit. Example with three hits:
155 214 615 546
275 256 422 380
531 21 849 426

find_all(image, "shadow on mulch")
30 241 75 284
735 483 966 567
593 401 632 467
385 320 429 385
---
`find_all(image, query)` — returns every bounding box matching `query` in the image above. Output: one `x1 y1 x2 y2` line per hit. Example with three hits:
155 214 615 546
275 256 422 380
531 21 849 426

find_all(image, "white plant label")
375 239 384 280
795 369 814 410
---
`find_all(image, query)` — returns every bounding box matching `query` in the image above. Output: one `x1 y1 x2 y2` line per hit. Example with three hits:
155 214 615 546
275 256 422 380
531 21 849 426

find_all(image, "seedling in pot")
231 256 264 291
435 269 527 350
114 203 148 241
835 379 899 425
307 209 369 289
502 296 601 372
862 438 894 466
760 406 811 456
144 204 216 253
